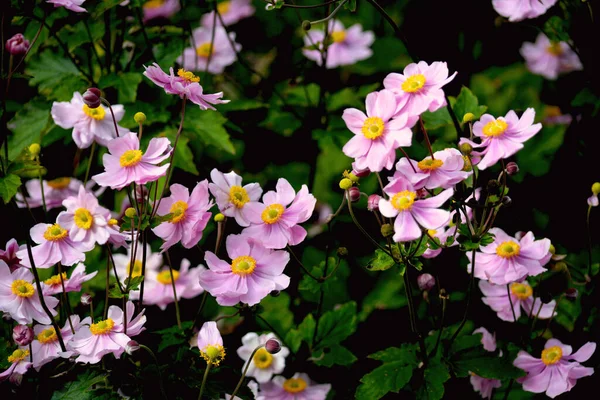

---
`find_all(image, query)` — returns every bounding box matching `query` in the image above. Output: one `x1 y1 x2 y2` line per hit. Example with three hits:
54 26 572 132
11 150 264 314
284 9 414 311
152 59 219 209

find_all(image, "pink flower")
493 0 557 22
143 63 229 110
470 327 502 399
197 321 226 366
199 234 290 306
379 179 453 242
106 218 131 248
467 228 551 285
13 325 34 346
241 178 317 249
113 243 163 288
254 372 331 400
0 348 32 385
139 259 204 310
201 0 255 27
383 61 457 118
92 132 171 190
51 91 128 149
303 19 374 69
208 169 262 227
470 108 542 170
479 279 556 322
42 263 97 296
46 0 86 13
177 26 240 74
16 177 102 210
520 33 583 80
31 315 86 370
342 90 414 172
68 301 146 364
514 339 596 398
152 181 213 251
422 223 457 259
5 33 30 56
0 239 26 272
236 332 290 383
588 194 599 207
0 261 58 324
142 0 180 22
474 327 497 352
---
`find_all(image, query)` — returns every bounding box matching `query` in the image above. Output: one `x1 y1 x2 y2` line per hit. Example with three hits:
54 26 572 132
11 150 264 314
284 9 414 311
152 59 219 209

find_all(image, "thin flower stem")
89 297 94 322
537 297 561 339
419 116 435 159
263 0 338 8
287 245 320 281
231 345 264 398
83 142 96 186
308 0 348 25
58 263 75 334
375 172 386 196
123 295 128 335
198 362 212 400
133 4 156 61
39 173 47 218
139 230 148 309
430 292 447 357
506 284 518 323
106 245 125 294
104 256 110 319
256 314 290 352
214 218 227 255
204 2 218 78
586 205 593 279
403 270 428 364
7 17 44 87
214 310 241 322
165 251 183 330
398 147 418 173
101 99 121 139
445 93 462 138
346 195 393 256
363 0 416 61
83 20 103 71
139 344 168 399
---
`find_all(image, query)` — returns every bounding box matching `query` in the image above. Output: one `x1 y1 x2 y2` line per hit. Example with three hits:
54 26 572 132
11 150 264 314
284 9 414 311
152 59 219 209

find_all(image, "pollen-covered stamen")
169 200 188 223
510 282 533 300
547 42 563 56
427 229 438 237
43 224 68 241
108 218 118 226
196 43 214 58
156 269 180 285
217 1 231 14
143 0 166 9
47 177 71 190
229 186 250 208
496 241 520 259
119 149 143 167
11 280 35 298
127 260 143 278
90 318 115 335
417 158 444 172
482 119 508 137
391 190 417 211
361 117 385 140
8 349 30 364
283 377 308 394
82 104 106 120
74 208 94 230
261 204 285 224
541 346 563 365
177 68 200 83
331 30 346 43
201 344 226 366
253 348 273 369
231 255 257 276
37 327 58 344
44 272 68 286
402 74 426 93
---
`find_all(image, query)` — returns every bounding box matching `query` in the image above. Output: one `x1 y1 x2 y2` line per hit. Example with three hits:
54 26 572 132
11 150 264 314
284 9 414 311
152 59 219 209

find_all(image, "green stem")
165 251 182 330
58 263 75 334
198 362 212 400
309 0 348 25
83 142 96 186
287 245 320 281
230 345 264 399
39 173 47 218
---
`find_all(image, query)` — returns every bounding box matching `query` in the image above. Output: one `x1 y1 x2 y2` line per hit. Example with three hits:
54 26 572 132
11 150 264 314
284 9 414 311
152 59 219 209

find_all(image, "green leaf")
360 269 407 321
108 285 125 299
345 0 357 12
163 128 199 175
7 101 51 161
327 83 379 111
0 174 22 204
218 99 267 113
51 370 107 400
92 0 125 18
121 101 172 129
285 313 316 353
124 275 144 291
257 292 295 334
313 345 357 367
186 108 235 154
452 86 488 123
366 248 396 271
26 51 87 100
154 321 194 352
259 109 302 137
422 107 453 130
314 301 357 349
415 359 450 400
99 73 143 104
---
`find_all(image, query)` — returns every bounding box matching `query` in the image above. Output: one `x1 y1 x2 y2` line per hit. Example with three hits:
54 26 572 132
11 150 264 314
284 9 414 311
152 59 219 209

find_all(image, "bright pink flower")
197 321 226 366
470 327 502 399
199 234 290 306
41 263 97 296
31 315 86 370
112 243 163 288
139 259 204 310
303 19 374 69
201 0 255 27
241 178 317 249
92 132 171 190
208 169 262 227
51 91 128 149
379 179 453 242
152 181 213 251
514 339 596 398
0 239 26 272
5 33 29 56
68 301 146 364
467 228 551 285
383 61 457 118
16 177 102 210
479 279 556 322
255 372 331 400
177 26 240 74
342 90 414 172
236 332 290 383
520 33 583 80
142 0 180 22
493 0 557 22
143 63 229 110
0 261 58 324
46 0 86 13
0 348 32 385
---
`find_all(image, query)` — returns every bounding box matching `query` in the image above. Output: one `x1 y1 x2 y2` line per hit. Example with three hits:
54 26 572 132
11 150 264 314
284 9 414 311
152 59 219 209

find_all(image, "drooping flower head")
16 177 101 210
514 339 596 398
0 239 26 272
177 26 240 74
520 33 583 80
236 332 290 383
112 243 163 287
199 234 290 306
139 259 204 310
479 279 556 322
42 263 97 296
342 90 414 172
201 0 255 27
142 0 180 22
0 348 32 385
208 169 262 227
92 132 171 190
46 0 86 13
303 19 374 69
469 327 502 399
31 315 86 370
492 0 557 22
197 321 226 366
254 372 331 400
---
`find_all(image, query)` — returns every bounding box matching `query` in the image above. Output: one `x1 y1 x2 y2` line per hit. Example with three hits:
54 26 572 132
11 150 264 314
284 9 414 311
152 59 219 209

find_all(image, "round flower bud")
126 340 140 355
459 142 473 155
80 293 92 306
367 194 381 211
416 188 429 199
462 112 475 123
339 178 353 190
417 273 435 291
125 207 137 218
505 162 519 176
28 143 41 157
381 223 394 238
214 213 225 222
549 244 556 255
337 247 348 257
553 261 568 272
565 288 578 300
501 196 512 207
302 20 312 31
134 112 147 125
347 187 360 203
5 33 30 56
82 88 102 109
265 339 282 354
592 182 600 195
13 325 33 346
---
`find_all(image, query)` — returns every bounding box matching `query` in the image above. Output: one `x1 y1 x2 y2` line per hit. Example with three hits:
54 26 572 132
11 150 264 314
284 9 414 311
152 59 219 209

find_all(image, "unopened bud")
28 143 41 157
553 261 568 272
417 273 435 291
501 196 512 207
80 293 92 306
367 194 381 211
459 142 473 155
337 247 348 257
505 162 519 176
416 188 429 199
6 33 30 56
339 178 353 190
565 288 578 300
214 213 225 222
549 244 556 255
134 112 147 125
347 187 360 203
265 339 282 354
462 113 475 123
83 88 102 109
351 163 370 178
125 207 137 218
381 223 394 238
126 340 140 355
592 182 600 195
302 20 311 31
13 325 33 346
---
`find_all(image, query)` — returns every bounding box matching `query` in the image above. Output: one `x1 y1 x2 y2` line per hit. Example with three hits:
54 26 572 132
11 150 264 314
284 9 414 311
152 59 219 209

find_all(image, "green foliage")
7 100 51 161
26 51 87 101
99 73 143 104
154 321 195 353
0 174 22 204
452 86 488 123
359 268 407 321
185 108 235 154
163 127 199 175
257 292 295 334
415 359 451 400
50 370 107 400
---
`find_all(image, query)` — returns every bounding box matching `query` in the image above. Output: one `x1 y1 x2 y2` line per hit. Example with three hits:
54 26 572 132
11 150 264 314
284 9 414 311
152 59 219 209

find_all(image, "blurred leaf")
163 128 199 175
313 345 357 367
515 124 566 180
7 101 51 161
259 109 301 137
366 248 395 271
283 83 320 107
360 268 407 321
219 99 267 113
26 51 87 100
92 0 124 18
544 16 570 42
0 174 21 204
51 370 107 400
422 107 453 130
99 73 143 104
121 101 172 129
155 321 194 352
186 108 235 154
554 296 581 332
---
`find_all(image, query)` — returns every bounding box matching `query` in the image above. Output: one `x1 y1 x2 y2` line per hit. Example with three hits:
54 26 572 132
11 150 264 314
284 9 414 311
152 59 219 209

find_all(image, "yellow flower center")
201 344 226 366
361 116 385 140
402 74 426 93
143 0 165 9
169 200 188 223
177 68 200 83
47 177 71 189
547 42 563 56
510 282 533 300
82 104 106 120
482 119 508 137
229 186 250 208
331 30 346 43
391 190 417 211
261 204 285 224
119 149 143 168
283 377 308 394
74 208 94 230
108 218 118 226
43 224 68 241
217 1 230 14
231 255 257 276
253 348 274 369
8 349 30 364
417 158 444 172
541 346 563 365
127 260 143 279
156 269 180 285
496 241 520 259
90 318 115 335
196 43 214 58
44 272 68 286
427 229 437 237
37 328 58 344
11 280 35 298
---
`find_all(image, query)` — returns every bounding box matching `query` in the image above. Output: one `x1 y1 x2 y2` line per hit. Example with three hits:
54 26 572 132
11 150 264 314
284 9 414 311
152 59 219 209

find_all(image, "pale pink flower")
588 195 599 207
208 169 262 227
514 339 596 398
92 132 171 190
177 26 240 74
51 91 128 149
236 332 290 383
143 63 229 110
31 315 86 370
46 0 86 13
470 327 502 399
199 234 290 306
152 181 213 251
112 243 163 288
493 0 557 22
0 348 32 385
41 263 97 296
139 259 204 310
474 327 497 352
520 33 583 80
0 261 58 324
342 90 414 172
467 228 551 285
241 178 317 249
303 19 374 69
255 372 331 400
197 321 226 366
142 0 180 22
201 0 255 27
0 239 26 272
479 279 556 322
16 177 102 210
106 217 131 248
422 223 457 259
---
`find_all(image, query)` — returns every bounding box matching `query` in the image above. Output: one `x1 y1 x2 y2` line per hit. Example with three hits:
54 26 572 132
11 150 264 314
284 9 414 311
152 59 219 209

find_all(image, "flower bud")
462 113 475 123
459 142 473 155
134 112 147 125
505 162 519 176
347 187 360 203
553 261 568 272
5 33 30 56
417 273 435 291
28 143 41 157
302 20 311 31
339 178 353 190
351 163 370 178
125 207 137 218
416 188 429 199
501 196 512 207
592 182 600 195
565 288 578 300
337 247 348 257
549 244 556 255
265 339 282 354
13 325 33 346
214 213 225 222
381 223 394 238
367 194 381 211
126 340 140 355
80 293 92 306
82 88 102 109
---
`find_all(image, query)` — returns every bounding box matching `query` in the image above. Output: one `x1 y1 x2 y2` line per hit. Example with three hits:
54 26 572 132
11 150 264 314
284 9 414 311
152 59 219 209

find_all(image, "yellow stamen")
390 190 417 211
496 241 520 259
108 218 118 226
44 272 68 286
427 229 437 237
156 269 180 285
231 255 257 276
169 200 188 223
253 348 273 369
541 346 563 365
510 282 533 300
482 119 508 137
361 116 385 140
261 204 285 224
127 260 143 279
283 377 308 394
201 344 226 366
196 43 214 58
47 177 71 190
217 1 231 15
90 318 115 335
43 224 68 242
229 186 250 208
11 280 35 298
8 349 30 364
37 328 58 344
417 158 444 172
177 68 200 83
402 74 426 93
82 104 106 120
143 0 165 9
119 149 143 168
331 30 346 43
74 208 94 230
547 42 563 56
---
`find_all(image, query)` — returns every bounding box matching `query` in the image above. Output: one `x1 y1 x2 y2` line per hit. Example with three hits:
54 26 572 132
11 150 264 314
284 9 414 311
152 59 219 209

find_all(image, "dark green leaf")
0 174 22 204
285 313 316 353
360 269 407 321
51 370 107 400
26 51 87 100
313 345 357 367
7 101 51 160
314 301 357 349
99 73 143 104
452 86 488 123
186 108 235 154
415 359 450 400
367 248 396 271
